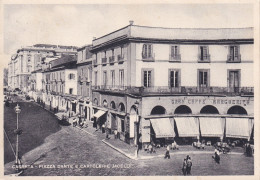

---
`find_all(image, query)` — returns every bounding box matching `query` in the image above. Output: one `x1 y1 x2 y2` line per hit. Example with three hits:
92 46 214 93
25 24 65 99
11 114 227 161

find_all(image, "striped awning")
93 110 106 118
150 118 175 138
174 117 199 137
199 117 224 137
226 118 254 139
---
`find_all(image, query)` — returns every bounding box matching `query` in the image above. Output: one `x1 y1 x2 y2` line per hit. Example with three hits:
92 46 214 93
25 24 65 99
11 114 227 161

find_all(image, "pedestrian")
186 156 192 175
164 144 171 159
72 118 77 127
182 158 187 176
114 129 118 139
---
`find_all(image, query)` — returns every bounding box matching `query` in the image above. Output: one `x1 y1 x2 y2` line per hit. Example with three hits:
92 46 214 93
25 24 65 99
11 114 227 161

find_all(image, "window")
94 71 98 86
111 70 115 87
198 69 210 87
69 88 73 94
228 70 240 92
199 46 210 61
68 73 75 80
169 69 180 87
103 71 107 86
119 69 124 87
228 46 241 62
170 45 181 61
142 44 153 60
121 119 125 132
142 69 153 87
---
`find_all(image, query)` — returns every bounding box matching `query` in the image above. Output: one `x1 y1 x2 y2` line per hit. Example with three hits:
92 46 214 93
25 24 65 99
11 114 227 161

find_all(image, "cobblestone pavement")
4 95 254 176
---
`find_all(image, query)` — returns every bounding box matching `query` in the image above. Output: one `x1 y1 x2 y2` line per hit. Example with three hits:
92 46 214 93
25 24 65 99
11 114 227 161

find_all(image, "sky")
2 3 254 68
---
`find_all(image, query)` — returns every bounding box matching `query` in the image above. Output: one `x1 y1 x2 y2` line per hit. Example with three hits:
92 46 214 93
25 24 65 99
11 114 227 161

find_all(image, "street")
4 96 254 176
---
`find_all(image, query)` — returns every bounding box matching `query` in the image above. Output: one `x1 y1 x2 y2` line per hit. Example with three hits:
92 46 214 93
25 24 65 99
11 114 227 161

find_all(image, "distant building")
41 54 78 114
8 44 77 92
90 22 254 146
77 45 93 121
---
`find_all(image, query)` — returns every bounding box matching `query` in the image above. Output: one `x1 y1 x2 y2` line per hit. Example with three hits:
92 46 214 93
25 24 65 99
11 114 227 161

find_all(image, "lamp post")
14 104 22 172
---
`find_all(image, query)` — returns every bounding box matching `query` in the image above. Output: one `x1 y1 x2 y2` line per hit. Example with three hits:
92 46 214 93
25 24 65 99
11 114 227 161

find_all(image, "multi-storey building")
8 44 77 92
42 55 78 114
90 22 254 146
77 45 93 121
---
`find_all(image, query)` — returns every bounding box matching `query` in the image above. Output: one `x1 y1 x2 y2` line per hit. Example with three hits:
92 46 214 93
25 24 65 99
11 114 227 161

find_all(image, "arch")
118 103 125 112
150 105 167 115
103 100 108 107
174 105 192 114
130 105 138 115
200 105 219 114
93 98 98 105
110 101 116 109
227 105 247 115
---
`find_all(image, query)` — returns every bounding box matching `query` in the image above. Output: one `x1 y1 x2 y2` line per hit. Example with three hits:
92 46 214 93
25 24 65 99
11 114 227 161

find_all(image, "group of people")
72 115 87 128
182 155 193 175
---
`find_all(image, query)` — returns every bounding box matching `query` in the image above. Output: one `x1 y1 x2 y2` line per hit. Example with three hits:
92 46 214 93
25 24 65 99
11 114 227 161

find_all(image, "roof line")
132 25 254 30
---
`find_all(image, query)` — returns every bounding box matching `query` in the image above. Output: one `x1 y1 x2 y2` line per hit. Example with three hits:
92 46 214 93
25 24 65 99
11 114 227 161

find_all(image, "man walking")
186 156 192 175
164 144 171 159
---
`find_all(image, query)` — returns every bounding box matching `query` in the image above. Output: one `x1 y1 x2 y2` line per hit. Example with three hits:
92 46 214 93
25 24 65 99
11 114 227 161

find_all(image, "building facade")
77 45 93 121
90 22 254 146
8 44 77 92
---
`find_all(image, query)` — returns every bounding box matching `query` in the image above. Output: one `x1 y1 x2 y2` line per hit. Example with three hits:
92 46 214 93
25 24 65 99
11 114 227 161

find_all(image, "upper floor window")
69 88 73 94
119 69 124 87
142 44 154 60
142 69 154 87
169 69 180 87
170 45 181 61
227 45 241 62
111 70 115 87
198 46 210 62
198 69 210 87
68 73 75 80
103 71 107 86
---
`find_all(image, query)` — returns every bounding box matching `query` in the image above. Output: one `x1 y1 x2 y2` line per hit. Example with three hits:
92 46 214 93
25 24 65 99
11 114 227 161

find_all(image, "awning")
226 118 254 139
199 117 224 137
174 117 199 137
93 110 106 118
150 118 175 138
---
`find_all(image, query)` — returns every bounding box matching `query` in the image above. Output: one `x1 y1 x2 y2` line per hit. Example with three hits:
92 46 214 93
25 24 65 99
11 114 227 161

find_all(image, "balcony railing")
92 85 254 96
169 54 181 62
198 54 211 62
93 59 98 66
118 55 125 63
109 56 115 64
102 58 107 65
227 54 241 63
142 53 155 61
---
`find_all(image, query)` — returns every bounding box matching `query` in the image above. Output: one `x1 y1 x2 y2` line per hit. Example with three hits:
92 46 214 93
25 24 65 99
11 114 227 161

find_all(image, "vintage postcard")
1 0 259 179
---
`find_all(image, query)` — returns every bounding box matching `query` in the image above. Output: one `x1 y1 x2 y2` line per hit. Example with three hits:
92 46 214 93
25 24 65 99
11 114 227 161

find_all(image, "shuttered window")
142 44 153 59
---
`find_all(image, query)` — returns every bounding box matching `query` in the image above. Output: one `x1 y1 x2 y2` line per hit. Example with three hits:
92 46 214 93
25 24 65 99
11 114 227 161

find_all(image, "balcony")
142 53 155 61
118 55 125 63
109 56 115 64
169 54 181 62
102 58 107 65
92 86 254 96
227 54 241 63
93 59 98 66
198 54 210 62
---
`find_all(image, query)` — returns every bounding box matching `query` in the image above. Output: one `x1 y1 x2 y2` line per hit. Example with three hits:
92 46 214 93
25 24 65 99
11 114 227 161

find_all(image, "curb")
102 139 137 160
74 126 97 137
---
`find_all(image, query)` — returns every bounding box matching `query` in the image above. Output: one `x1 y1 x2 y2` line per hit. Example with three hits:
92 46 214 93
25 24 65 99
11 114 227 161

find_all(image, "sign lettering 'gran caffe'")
171 97 252 106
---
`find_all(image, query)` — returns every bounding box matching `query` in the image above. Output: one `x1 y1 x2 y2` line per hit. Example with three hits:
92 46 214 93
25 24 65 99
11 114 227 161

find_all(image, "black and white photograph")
1 1 259 177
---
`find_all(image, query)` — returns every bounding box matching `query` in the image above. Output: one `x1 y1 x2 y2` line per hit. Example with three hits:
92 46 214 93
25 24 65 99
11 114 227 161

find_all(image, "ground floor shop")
91 92 254 147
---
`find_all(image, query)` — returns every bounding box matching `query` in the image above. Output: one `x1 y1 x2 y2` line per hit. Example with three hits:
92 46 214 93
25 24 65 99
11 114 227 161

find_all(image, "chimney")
129 20 134 25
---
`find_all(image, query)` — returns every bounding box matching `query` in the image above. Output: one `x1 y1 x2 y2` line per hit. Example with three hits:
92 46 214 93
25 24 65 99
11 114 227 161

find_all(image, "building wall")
65 69 77 95
134 43 253 87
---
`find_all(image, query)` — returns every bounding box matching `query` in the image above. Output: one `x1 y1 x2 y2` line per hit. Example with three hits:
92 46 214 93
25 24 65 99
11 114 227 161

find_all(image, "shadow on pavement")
58 120 71 126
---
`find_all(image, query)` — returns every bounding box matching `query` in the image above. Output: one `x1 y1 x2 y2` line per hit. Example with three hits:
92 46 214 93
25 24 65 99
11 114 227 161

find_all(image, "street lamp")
14 104 22 173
